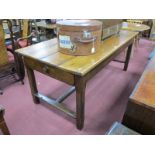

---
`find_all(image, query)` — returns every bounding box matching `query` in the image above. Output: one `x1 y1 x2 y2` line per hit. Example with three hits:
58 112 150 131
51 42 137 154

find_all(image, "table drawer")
24 57 74 85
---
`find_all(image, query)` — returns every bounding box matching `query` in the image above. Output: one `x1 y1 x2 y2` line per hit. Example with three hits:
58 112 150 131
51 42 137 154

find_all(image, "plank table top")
121 22 150 32
16 30 138 76
130 57 155 110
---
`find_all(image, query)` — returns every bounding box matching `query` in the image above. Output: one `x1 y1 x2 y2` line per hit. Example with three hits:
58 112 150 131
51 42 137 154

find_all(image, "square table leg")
26 66 40 103
123 43 133 71
75 76 86 130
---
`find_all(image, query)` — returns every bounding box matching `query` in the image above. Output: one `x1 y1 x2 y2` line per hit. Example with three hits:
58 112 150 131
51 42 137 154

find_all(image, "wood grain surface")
130 57 155 110
16 30 138 76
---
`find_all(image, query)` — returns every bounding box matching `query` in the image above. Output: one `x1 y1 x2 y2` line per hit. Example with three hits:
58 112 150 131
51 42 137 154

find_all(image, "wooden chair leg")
0 119 10 135
135 35 139 47
0 90 3 95
0 107 10 135
21 80 24 85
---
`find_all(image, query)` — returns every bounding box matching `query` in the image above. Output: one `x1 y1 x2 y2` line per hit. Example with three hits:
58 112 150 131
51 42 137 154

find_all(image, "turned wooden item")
57 20 102 56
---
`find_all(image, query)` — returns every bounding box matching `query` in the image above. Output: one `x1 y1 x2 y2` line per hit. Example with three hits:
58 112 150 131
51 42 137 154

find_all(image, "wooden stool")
0 106 10 135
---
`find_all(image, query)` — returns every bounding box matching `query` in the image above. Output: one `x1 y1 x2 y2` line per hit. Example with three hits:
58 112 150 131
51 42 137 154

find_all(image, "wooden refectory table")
15 30 138 130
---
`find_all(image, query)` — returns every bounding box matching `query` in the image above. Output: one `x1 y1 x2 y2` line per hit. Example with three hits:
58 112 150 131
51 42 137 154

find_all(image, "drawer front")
24 57 74 85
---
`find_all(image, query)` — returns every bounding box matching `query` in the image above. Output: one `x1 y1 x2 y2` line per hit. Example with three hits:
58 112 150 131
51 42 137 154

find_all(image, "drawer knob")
43 66 49 73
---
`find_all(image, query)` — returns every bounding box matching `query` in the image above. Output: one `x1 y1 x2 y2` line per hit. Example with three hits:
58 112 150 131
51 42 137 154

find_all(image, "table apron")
24 57 75 85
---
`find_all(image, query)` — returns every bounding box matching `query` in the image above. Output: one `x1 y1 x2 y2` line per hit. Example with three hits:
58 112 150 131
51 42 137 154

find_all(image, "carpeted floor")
0 38 155 135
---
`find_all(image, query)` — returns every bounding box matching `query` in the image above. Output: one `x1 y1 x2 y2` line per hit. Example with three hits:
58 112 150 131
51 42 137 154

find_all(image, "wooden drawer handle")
42 66 49 73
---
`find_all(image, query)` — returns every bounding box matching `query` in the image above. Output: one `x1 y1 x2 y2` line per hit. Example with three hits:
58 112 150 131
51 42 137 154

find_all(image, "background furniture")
123 57 155 134
6 19 38 49
16 30 138 130
121 22 151 56
30 19 41 43
0 106 10 135
127 19 143 24
150 19 155 40
16 19 32 48
121 22 150 34
35 20 57 29
0 19 24 94
32 20 57 39
3 19 21 41
125 19 153 38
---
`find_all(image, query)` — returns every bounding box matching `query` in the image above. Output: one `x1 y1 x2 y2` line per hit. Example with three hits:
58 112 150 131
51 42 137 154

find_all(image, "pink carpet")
0 38 155 135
